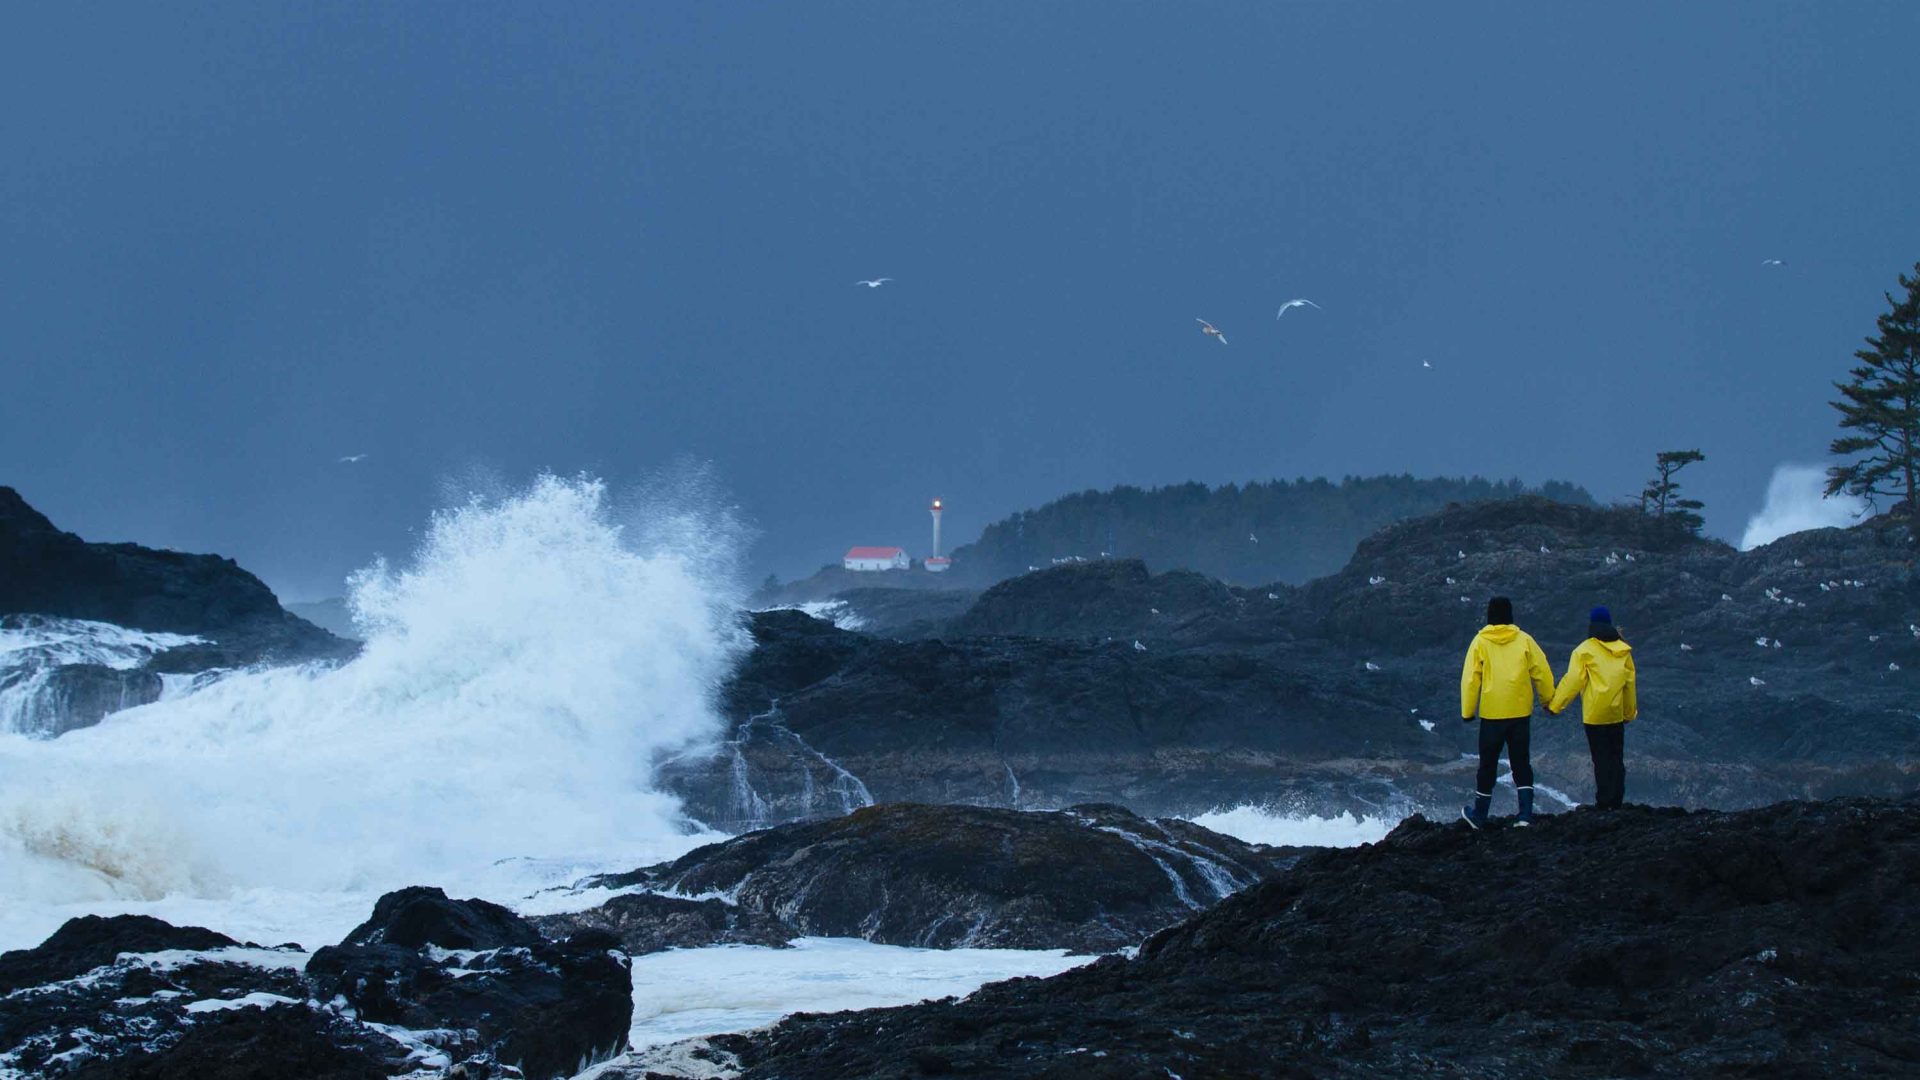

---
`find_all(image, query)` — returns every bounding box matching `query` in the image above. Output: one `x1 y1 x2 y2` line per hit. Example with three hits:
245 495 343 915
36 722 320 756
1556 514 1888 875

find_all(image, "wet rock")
0 486 352 668
720 795 1920 1079
337 885 544 950
0 914 238 994
585 803 1290 953
666 499 1919 827
0 933 336 1079
61 1007 400 1080
2 893 633 1080
308 891 632 1080
529 892 793 955
663 608 1436 832
0 486 357 735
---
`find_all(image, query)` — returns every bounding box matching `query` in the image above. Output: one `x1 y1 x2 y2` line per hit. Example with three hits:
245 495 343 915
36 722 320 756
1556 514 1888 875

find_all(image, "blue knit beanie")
1589 605 1612 624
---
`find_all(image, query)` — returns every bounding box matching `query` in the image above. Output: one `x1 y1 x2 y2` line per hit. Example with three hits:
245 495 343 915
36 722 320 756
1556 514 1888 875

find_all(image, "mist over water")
0 473 749 927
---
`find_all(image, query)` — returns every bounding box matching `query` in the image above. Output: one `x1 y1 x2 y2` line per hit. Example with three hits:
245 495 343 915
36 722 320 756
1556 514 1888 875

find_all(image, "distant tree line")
948 475 1594 586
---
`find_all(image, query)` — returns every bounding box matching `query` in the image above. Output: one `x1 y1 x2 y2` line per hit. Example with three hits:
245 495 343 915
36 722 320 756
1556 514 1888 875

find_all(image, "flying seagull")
855 278 893 288
1422 360 1433 369
1275 298 1322 319
338 454 368 464
1196 318 1228 345
1760 259 1785 267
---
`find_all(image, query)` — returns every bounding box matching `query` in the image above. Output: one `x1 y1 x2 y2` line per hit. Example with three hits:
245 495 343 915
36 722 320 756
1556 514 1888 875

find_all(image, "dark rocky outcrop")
716 795 1920 1079
0 487 356 736
661 607 1436 831
1 890 633 1080
336 885 544 951
573 803 1291 954
307 888 631 1080
0 487 351 668
664 499 1918 828
530 892 793 955
0 914 238 995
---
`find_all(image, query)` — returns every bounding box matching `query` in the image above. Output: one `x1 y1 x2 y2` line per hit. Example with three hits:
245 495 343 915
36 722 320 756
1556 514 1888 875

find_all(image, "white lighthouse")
926 497 952 572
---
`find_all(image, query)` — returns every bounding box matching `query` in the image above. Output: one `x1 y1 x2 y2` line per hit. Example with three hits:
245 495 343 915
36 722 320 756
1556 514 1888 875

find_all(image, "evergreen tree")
1641 449 1706 533
1826 261 1920 515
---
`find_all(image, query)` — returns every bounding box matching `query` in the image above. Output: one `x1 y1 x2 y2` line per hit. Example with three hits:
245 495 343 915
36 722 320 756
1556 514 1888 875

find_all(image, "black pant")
1585 723 1626 809
1474 718 1532 795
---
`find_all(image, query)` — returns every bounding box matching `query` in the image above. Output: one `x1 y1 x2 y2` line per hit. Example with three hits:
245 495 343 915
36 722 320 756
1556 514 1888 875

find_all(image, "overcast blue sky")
4 3 1917 597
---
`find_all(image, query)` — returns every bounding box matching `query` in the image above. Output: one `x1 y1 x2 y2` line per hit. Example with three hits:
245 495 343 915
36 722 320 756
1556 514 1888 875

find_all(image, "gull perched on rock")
1750 676 1767 687
1196 318 1228 345
1275 298 1322 319
855 277 893 288
1364 661 1382 672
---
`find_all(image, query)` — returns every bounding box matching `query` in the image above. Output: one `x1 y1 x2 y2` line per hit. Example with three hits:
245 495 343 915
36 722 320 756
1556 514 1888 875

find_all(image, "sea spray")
0 473 749 911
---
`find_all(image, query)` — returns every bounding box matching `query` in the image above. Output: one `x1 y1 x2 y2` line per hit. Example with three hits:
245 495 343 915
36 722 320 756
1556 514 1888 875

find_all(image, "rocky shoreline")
683 499 1917 827
15 795 1911 1077
711 796 1920 1079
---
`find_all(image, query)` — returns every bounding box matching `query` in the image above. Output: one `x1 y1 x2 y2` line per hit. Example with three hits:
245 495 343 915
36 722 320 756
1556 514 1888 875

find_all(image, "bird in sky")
855 278 893 288
1196 318 1228 345
1761 259 1785 267
1422 360 1433 369
338 454 368 464
1275 298 1322 319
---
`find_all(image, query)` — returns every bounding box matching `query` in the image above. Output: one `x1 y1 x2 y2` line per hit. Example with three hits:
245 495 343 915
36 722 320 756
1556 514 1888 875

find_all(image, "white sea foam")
0 616 205 671
1186 806 1395 848
0 473 749 945
1741 464 1870 550
0 616 208 736
754 599 868 631
622 938 1093 1049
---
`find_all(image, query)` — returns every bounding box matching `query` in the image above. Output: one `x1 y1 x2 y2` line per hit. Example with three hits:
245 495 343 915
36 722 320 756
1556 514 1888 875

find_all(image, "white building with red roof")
844 545 910 572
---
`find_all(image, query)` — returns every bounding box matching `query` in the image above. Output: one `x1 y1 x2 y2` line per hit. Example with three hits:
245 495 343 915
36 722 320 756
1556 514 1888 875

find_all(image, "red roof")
845 546 906 560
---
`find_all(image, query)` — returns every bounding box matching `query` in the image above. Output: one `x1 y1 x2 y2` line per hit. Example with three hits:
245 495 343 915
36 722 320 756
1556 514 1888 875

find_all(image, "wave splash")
0 473 749 905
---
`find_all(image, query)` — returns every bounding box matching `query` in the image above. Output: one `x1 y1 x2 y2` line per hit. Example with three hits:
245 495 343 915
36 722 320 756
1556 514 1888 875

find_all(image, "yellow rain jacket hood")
1549 637 1638 725
1460 624 1556 721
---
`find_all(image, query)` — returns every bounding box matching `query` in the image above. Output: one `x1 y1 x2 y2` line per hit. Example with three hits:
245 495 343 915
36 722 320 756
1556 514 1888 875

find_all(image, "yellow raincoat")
1548 637 1638 725
1460 624 1556 720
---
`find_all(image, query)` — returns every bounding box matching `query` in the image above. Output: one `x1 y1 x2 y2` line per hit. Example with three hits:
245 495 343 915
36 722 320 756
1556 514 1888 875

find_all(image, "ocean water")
0 473 1426 1076
0 474 748 948
0 474 1102 1075
1186 806 1397 848
623 938 1093 1049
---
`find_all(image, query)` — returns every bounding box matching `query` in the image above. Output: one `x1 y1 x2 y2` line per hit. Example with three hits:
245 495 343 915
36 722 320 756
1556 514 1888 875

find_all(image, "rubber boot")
1515 786 1535 827
1460 792 1491 830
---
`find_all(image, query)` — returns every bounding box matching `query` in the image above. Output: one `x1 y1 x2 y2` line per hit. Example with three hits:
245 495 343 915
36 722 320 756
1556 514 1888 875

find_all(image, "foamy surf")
1186 806 1397 848
621 938 1095 1049
0 473 749 937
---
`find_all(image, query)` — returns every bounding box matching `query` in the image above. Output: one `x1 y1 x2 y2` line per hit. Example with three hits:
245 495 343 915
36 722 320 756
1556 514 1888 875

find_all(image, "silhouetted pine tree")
1827 261 1920 516
1641 450 1706 533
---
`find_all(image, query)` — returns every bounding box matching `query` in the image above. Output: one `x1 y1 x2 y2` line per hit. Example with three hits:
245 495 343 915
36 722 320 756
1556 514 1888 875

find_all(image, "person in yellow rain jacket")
1547 605 1638 810
1459 596 1556 829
